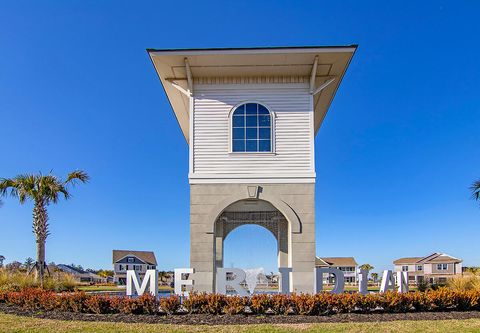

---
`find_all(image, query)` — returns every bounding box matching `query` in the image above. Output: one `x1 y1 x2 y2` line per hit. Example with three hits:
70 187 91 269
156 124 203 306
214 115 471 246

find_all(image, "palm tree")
0 171 89 284
359 263 374 271
472 179 480 204
371 272 379 283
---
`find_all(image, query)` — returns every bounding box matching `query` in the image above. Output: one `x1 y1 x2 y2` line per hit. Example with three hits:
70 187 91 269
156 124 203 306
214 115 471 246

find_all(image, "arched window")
231 103 272 152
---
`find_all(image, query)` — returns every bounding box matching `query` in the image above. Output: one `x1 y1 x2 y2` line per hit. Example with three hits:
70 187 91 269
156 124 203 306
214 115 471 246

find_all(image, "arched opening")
223 224 278 274
214 199 289 291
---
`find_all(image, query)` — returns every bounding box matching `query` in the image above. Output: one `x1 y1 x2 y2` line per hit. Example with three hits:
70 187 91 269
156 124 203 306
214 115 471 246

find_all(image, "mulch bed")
1 303 480 325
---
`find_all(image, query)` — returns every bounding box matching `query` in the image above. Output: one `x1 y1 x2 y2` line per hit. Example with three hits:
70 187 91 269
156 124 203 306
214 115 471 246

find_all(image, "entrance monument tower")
148 46 356 293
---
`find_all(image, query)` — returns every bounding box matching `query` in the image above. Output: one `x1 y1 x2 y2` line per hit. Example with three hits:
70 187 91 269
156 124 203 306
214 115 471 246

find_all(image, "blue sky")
0 1 479 275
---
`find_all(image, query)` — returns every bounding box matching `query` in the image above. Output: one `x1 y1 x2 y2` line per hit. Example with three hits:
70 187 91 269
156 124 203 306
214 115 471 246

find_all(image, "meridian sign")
126 268 410 297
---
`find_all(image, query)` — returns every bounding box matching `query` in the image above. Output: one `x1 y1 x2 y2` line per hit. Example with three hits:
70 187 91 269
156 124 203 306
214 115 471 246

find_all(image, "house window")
437 264 448 270
134 265 141 271
402 266 409 272
119 265 123 271
417 265 423 271
231 103 272 152
127 257 134 263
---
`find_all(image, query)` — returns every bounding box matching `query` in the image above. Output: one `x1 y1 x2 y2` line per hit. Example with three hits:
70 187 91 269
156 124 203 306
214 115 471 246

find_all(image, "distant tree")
0 171 89 285
472 179 480 205
6 261 22 271
70 263 84 271
465 267 480 275
24 257 35 271
371 272 379 283
359 264 374 272
159 271 168 283
0 255 4 268
96 270 114 278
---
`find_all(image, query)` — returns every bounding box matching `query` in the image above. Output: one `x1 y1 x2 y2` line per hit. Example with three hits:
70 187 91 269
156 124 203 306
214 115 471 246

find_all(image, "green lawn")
2 314 480 333
76 285 121 292
76 285 173 292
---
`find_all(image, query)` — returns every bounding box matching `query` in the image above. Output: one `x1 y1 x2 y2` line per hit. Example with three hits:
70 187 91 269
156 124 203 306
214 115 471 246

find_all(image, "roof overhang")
147 46 357 143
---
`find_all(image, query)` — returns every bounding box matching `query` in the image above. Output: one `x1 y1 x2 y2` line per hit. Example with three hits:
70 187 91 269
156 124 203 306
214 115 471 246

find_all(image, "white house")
112 250 157 285
148 46 356 293
316 257 358 283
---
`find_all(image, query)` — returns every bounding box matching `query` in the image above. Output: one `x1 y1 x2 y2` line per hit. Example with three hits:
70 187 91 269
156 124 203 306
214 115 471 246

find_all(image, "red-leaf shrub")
290 293 318 315
427 288 457 311
203 293 226 314
3 288 480 316
223 295 247 315
137 294 159 314
250 294 273 314
270 294 292 315
354 293 380 313
84 295 112 314
57 292 87 313
159 295 180 314
182 292 208 314
380 291 412 313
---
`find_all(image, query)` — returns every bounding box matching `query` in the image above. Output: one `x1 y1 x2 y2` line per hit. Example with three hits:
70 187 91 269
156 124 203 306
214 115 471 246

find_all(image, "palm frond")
0 178 17 197
65 170 90 185
0 170 88 205
471 179 480 201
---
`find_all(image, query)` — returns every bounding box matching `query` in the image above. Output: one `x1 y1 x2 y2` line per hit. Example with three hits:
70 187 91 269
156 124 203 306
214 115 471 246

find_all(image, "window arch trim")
229 101 275 154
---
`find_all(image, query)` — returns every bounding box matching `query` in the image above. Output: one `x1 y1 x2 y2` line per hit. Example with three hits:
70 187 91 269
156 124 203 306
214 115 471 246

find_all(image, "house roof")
394 253 462 265
147 45 357 143
393 257 423 265
316 257 358 267
57 264 87 274
112 250 157 265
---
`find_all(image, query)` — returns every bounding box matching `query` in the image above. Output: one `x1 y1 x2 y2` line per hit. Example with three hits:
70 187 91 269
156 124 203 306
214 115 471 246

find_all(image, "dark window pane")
234 104 245 115
258 105 269 115
246 103 257 115
233 115 245 127
246 128 257 140
246 140 258 152
259 140 271 152
258 115 270 126
233 140 245 152
233 128 245 139
259 128 270 139
246 115 257 127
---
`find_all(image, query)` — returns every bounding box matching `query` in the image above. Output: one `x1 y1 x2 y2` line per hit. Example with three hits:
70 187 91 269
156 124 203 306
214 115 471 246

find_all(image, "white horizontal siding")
191 83 314 180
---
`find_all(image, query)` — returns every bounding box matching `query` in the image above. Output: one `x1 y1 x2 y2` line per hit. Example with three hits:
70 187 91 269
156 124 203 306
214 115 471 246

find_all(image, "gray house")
57 264 106 284
112 250 157 284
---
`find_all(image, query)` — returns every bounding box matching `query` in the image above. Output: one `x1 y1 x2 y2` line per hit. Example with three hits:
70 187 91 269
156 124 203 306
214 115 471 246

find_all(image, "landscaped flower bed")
1 288 480 316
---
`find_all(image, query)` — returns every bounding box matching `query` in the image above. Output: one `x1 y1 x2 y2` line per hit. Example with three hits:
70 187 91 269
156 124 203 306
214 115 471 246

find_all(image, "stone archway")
189 183 315 293
214 199 289 273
